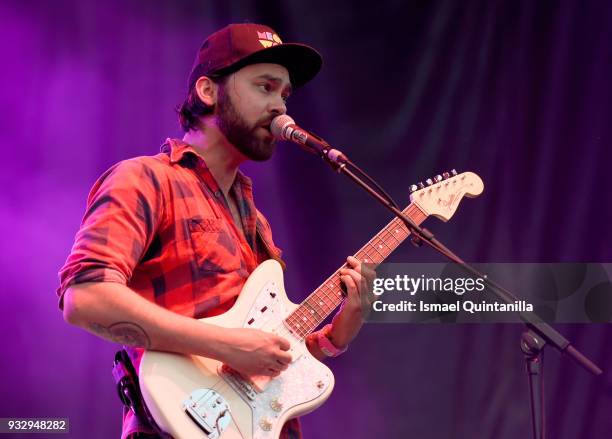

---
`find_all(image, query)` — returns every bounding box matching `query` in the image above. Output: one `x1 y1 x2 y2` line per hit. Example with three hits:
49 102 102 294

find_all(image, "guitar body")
140 260 335 439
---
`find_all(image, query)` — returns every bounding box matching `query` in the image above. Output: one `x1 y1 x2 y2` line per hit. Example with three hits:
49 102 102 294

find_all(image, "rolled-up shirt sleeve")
57 158 164 309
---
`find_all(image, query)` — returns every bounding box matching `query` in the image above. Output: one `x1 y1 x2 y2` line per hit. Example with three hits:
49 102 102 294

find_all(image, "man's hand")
220 328 292 377
328 256 376 349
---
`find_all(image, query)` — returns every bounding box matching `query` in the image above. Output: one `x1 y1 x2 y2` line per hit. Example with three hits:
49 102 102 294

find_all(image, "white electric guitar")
139 171 484 439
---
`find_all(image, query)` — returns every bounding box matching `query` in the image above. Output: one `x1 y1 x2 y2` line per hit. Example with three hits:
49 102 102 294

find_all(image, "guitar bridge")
183 389 231 439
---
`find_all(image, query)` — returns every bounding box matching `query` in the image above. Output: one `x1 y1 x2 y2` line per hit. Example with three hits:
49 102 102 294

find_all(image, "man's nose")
269 96 287 116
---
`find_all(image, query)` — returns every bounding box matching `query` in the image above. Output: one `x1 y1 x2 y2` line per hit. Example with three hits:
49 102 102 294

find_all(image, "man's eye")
259 84 271 92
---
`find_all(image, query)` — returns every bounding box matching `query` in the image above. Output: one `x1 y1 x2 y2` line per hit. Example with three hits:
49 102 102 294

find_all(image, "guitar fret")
322 292 340 309
380 230 395 251
290 313 309 337
389 227 402 241
367 245 385 263
373 241 387 256
383 228 402 251
291 291 333 333
378 237 393 254
319 288 337 308
315 298 333 314
296 307 315 326
324 280 342 299
359 249 375 264
303 300 325 321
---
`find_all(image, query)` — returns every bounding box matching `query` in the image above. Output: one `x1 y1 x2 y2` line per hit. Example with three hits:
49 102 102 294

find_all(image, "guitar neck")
284 203 428 339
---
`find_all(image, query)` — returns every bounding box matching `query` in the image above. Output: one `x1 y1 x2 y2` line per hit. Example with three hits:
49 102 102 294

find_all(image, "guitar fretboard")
284 203 427 339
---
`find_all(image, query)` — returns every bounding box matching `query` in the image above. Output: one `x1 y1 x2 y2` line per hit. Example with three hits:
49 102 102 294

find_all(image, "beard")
215 86 277 162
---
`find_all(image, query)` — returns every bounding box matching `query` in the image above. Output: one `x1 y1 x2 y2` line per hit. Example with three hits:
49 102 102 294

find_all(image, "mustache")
256 116 275 129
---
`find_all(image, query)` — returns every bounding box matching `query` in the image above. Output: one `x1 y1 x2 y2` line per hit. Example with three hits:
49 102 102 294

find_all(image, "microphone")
270 115 347 164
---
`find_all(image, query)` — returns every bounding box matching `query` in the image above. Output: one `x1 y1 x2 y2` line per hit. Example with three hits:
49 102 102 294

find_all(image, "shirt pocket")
188 217 241 273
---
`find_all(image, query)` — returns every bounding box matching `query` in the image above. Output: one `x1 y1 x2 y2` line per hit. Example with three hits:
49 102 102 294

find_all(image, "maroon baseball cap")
188 23 322 90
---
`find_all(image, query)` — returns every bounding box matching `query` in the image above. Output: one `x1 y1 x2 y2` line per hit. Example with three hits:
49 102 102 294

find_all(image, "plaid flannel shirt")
58 138 301 439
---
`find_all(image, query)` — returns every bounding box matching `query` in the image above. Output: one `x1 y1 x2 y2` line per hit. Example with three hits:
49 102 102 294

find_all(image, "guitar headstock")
409 170 484 221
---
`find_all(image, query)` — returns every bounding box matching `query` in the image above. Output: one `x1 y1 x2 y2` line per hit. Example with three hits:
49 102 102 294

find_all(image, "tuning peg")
409 184 418 193
451 169 458 176
442 172 450 179
418 182 425 189
434 175 443 183
425 178 433 186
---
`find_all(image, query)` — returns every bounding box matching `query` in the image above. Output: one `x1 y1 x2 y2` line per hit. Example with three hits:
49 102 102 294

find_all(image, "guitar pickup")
219 364 257 400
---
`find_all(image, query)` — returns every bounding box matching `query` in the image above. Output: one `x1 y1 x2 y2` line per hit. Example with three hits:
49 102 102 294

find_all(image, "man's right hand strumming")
219 328 292 377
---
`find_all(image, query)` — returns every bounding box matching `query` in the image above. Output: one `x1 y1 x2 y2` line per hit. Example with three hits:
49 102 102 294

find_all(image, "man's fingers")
340 269 361 287
275 350 292 365
274 361 289 371
347 256 361 273
341 274 358 293
347 256 376 281
274 335 291 351
267 357 289 375
270 362 284 372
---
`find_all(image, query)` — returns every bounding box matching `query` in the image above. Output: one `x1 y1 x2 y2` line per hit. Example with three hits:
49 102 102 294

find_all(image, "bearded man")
58 23 367 439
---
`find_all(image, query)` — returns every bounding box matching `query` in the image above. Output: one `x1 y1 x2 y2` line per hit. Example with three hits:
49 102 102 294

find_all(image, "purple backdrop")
1 0 611 438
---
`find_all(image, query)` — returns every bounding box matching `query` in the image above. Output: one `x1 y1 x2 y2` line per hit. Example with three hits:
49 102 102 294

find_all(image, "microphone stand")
306 143 602 439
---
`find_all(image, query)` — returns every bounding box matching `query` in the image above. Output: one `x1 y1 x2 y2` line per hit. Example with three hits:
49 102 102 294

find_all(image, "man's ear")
194 76 217 106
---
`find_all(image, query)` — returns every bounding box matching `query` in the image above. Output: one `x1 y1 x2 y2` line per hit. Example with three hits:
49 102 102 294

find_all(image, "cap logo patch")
257 31 283 48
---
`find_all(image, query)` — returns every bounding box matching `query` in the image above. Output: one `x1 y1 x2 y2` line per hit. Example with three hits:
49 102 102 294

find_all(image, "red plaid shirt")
58 138 301 439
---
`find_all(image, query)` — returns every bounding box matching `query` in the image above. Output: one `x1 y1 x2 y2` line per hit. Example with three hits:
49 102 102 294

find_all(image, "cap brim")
215 43 322 88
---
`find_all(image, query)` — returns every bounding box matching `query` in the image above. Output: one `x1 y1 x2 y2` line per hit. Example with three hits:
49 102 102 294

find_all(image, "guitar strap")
255 219 286 271
112 350 174 439
256 229 286 270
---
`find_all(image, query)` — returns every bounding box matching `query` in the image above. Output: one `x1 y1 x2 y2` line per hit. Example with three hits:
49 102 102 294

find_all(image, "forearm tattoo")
88 321 152 349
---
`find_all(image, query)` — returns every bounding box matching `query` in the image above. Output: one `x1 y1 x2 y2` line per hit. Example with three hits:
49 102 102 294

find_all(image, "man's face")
215 63 292 161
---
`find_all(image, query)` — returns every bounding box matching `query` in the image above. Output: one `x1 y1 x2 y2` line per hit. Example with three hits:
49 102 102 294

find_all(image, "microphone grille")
270 115 295 140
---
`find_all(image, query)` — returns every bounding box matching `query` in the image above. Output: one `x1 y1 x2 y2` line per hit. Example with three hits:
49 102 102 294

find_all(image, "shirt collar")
161 138 253 188
161 137 200 164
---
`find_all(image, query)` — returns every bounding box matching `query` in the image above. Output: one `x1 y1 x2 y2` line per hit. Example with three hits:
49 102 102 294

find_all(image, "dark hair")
176 75 227 132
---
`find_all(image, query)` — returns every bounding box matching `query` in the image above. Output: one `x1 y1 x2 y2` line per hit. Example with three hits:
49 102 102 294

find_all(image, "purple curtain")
1 0 611 437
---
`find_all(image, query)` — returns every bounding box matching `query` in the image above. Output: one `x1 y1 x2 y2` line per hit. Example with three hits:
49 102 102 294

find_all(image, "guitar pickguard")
214 280 333 438
218 351 332 438
242 280 287 331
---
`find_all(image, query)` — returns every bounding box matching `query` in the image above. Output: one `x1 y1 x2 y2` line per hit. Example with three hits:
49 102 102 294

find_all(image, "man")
58 23 367 439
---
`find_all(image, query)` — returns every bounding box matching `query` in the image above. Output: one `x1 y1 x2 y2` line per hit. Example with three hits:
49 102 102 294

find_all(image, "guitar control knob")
425 178 433 186
409 184 418 193
270 397 284 412
418 182 425 189
434 175 443 183
442 172 450 179
259 417 273 431
451 169 458 176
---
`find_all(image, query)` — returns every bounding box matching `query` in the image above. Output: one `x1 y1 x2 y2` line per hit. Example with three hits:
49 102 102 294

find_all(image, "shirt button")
214 190 221 198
